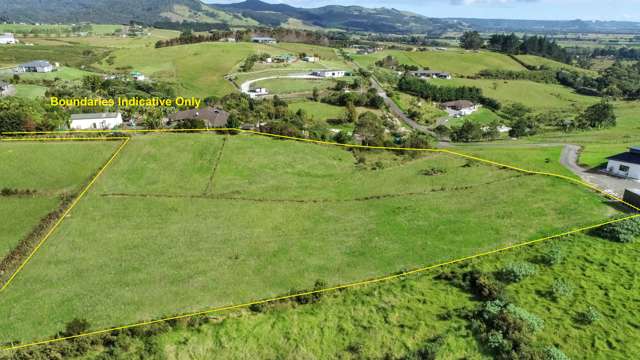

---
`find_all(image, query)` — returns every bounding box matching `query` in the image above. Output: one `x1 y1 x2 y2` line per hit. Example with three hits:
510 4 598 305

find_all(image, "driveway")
560 144 640 197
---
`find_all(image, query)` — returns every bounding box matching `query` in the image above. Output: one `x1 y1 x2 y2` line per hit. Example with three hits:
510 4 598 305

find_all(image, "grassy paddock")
0 133 615 344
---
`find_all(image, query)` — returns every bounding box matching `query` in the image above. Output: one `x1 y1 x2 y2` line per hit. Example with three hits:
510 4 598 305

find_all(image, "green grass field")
515 55 598 76
0 133 616 344
431 78 599 112
12 84 47 99
354 49 526 76
392 92 448 124
8 66 98 82
447 108 504 127
252 78 335 94
0 44 110 68
0 141 120 259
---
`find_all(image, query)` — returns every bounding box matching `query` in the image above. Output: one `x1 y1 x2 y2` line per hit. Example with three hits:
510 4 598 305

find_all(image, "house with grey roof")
17 60 54 73
168 107 230 128
251 36 277 44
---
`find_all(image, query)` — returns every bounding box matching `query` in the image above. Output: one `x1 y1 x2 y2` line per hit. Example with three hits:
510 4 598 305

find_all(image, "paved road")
368 77 436 136
560 144 640 197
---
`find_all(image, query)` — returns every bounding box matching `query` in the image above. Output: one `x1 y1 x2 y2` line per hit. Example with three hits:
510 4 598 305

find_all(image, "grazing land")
0 133 616 344
0 141 121 259
12 84 47 99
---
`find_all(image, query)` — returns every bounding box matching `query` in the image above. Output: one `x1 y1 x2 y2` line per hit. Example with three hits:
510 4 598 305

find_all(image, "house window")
619 164 630 172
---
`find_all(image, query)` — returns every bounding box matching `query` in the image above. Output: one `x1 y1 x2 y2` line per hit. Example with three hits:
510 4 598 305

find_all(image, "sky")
206 0 640 21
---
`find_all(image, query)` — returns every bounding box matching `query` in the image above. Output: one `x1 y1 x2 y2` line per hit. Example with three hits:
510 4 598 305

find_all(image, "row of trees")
397 76 501 110
460 31 571 63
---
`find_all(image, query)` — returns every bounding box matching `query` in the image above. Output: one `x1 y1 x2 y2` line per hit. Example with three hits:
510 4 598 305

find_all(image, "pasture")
431 78 599 112
0 133 616 344
515 55 598 76
0 141 121 260
251 78 335 94
12 84 47 99
354 49 526 76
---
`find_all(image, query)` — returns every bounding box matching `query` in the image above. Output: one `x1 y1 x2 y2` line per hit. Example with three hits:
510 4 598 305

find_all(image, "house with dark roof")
168 107 230 128
18 60 54 73
409 70 452 80
606 146 640 179
441 100 478 117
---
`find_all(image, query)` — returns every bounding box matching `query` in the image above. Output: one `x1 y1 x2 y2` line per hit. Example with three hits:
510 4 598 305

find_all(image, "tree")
460 31 484 50
509 116 539 138
344 102 358 123
575 101 616 129
355 111 385 146
312 87 320 102
451 120 483 142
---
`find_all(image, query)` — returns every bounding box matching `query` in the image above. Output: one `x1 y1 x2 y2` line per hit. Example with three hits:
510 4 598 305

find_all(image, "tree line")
397 76 501 110
460 31 571 63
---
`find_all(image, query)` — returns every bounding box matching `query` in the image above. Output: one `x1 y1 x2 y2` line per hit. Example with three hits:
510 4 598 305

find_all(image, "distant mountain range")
1 0 639 35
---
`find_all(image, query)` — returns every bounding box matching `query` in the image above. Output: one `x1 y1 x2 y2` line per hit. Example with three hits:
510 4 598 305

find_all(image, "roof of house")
20 60 52 68
168 107 230 128
442 100 475 109
70 112 121 121
608 149 640 165
252 37 276 41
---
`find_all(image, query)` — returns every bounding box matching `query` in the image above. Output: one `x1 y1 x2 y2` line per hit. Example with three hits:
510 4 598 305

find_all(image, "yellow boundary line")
1 129 638 352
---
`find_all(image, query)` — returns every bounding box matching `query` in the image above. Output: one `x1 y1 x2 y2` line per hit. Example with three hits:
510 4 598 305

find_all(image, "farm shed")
607 146 640 179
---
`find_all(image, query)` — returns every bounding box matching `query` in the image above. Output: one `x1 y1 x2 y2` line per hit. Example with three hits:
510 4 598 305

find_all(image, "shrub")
539 245 564 266
544 346 571 360
498 262 537 283
577 306 601 324
463 269 504 301
591 218 640 243
550 279 573 300
420 167 446 176
61 318 91 336
506 304 544 333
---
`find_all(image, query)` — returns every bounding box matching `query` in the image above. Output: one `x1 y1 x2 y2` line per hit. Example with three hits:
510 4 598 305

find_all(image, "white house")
247 87 269 99
70 112 123 130
0 33 17 45
409 70 451 80
312 70 346 78
251 37 277 44
303 56 319 63
606 146 640 179
18 60 54 73
441 100 478 117
130 71 145 81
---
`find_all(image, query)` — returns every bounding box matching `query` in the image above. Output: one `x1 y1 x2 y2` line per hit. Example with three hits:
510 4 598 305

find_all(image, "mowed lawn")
354 49 525 76
0 141 121 259
0 134 615 343
431 78 599 112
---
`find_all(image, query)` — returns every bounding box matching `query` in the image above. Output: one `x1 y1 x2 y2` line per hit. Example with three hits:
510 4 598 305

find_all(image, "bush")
61 318 91 336
591 218 640 243
539 245 564 266
506 304 544 333
544 346 571 360
498 262 537 283
550 279 573 300
420 167 446 176
463 269 504 301
577 306 600 325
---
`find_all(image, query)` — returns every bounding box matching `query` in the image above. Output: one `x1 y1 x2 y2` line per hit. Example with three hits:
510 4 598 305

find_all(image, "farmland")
0 141 121 259
0 133 616 344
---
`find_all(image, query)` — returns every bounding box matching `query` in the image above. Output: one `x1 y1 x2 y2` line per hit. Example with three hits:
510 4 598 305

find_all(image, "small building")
247 87 269 98
220 37 236 43
606 146 640 179
17 60 54 73
303 56 319 63
441 100 478 117
168 107 230 128
0 81 12 96
251 36 277 44
409 70 451 80
312 70 346 78
130 71 145 81
273 54 297 64
70 112 123 130
623 188 640 209
0 33 17 45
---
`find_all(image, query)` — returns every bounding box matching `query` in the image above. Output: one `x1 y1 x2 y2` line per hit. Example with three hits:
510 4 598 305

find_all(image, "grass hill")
0 0 254 26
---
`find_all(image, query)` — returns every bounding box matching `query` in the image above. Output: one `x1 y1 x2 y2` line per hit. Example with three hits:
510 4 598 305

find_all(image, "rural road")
560 144 639 197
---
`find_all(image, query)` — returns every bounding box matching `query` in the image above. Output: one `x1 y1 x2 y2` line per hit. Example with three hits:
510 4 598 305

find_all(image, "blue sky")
206 0 640 21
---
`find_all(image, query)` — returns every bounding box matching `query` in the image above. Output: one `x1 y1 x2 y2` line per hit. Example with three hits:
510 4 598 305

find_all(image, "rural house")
441 100 478 117
168 107 230 128
273 54 297 63
251 36 277 44
303 56 319 62
0 33 17 45
247 87 269 98
606 146 640 179
130 71 146 81
17 60 54 73
70 112 123 130
312 70 346 78
409 70 452 80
